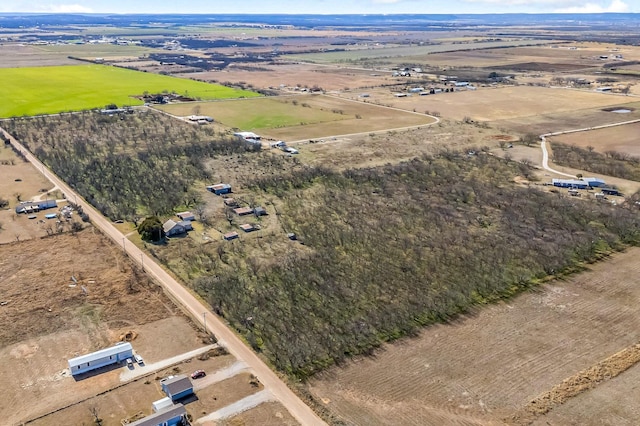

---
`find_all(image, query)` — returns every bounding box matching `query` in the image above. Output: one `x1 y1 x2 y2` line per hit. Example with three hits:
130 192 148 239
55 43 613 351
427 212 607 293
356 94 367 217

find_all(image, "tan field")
548 121 640 156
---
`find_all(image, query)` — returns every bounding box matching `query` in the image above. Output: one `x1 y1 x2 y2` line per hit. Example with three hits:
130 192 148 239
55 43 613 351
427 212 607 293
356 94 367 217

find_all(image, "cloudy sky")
0 0 637 14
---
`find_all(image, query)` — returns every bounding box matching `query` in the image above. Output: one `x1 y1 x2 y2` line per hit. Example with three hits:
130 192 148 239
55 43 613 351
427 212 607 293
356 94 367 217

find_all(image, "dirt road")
2 127 326 426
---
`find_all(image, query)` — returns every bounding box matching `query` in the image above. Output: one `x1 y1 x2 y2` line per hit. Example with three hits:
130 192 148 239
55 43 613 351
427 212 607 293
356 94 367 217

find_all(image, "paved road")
1 127 327 426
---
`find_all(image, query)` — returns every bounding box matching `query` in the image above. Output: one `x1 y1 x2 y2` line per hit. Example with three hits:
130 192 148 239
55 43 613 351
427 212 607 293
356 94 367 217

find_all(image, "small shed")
176 211 195 221
129 403 186 426
240 224 255 233
224 231 239 241
152 397 174 413
223 198 238 207
160 375 193 402
254 207 267 217
207 183 232 195
68 342 133 376
234 207 253 216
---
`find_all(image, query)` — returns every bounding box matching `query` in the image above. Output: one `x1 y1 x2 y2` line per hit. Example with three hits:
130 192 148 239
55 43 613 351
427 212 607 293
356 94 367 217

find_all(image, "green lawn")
1 64 258 117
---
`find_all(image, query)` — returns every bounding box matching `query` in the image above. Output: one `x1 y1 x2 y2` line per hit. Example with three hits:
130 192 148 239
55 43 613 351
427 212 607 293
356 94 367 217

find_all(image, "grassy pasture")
0 64 258 117
549 122 640 157
158 95 436 140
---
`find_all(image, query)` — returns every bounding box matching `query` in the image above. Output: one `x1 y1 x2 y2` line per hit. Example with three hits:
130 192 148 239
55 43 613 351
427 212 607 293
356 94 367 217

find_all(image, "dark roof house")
160 375 193 402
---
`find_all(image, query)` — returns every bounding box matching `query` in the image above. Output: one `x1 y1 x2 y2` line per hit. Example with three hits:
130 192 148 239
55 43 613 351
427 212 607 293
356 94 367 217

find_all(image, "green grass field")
1 64 258 117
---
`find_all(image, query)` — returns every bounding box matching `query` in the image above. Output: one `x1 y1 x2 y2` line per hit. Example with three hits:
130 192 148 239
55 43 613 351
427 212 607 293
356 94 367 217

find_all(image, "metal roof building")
129 403 186 426
68 342 133 376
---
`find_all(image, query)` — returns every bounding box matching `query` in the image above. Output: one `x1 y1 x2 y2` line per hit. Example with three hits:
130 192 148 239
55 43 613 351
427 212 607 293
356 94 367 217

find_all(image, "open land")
3 13 640 426
157 95 436 140
354 86 637 123
0 64 258 118
548 121 640 156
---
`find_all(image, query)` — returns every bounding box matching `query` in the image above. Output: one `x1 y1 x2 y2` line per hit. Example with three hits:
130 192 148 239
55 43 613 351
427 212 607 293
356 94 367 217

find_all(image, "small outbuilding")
68 342 133 376
176 211 195 221
152 397 174 413
234 207 253 216
207 183 232 195
223 198 238 207
254 207 267 217
224 231 239 241
160 375 193 402
240 224 255 233
129 403 187 426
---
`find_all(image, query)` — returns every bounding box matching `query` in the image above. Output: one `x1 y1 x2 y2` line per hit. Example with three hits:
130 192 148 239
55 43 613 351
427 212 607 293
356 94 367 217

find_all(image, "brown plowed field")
308 248 640 425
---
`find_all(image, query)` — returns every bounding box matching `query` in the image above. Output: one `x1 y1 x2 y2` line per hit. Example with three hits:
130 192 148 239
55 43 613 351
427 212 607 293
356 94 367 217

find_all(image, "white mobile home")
68 342 133 376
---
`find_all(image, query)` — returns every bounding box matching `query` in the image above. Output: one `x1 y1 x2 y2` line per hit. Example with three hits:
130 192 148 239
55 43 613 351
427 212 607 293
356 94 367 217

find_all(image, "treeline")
195 153 640 380
4 110 259 220
551 142 640 182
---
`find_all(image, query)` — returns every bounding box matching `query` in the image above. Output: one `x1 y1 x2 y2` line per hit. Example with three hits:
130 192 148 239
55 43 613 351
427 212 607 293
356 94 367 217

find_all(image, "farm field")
548 121 640 156
191 62 395 91
0 64 258 118
492 100 640 135
375 86 637 122
282 39 556 64
307 247 640 425
158 95 436 140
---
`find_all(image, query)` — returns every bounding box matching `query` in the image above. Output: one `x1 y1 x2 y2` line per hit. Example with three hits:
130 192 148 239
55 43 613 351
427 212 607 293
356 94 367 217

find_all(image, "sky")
0 0 638 14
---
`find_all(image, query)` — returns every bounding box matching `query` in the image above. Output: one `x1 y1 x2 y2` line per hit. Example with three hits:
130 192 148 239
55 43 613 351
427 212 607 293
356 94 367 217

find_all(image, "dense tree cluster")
4 110 259 220
551 142 640 182
195 153 640 379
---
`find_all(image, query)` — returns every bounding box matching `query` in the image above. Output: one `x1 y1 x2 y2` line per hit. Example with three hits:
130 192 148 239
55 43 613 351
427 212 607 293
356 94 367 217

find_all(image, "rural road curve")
1 127 327 426
539 118 640 177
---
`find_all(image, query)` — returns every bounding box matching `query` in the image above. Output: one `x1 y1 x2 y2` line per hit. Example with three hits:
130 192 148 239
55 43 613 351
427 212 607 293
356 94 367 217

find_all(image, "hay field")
308 247 640 425
548 121 640 156
0 65 258 118
379 86 636 122
158 95 435 140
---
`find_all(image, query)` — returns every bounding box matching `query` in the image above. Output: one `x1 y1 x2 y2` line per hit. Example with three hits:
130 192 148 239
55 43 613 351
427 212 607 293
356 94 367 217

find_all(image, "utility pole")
203 312 207 334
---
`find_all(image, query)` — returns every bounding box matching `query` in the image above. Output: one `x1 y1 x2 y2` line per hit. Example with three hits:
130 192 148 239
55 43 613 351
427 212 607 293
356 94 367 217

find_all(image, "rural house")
163 219 193 237
15 199 57 214
160 375 193 402
129 403 187 426
68 342 133 376
207 183 232 195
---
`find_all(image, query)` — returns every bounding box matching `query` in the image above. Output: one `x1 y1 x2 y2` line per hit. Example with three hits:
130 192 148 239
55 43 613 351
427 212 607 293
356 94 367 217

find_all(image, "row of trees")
194 153 640 380
551 142 640 182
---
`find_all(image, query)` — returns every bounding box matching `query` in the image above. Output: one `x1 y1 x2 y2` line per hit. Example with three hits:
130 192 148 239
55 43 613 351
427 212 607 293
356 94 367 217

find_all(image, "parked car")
134 354 144 365
126 358 134 368
191 369 206 379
